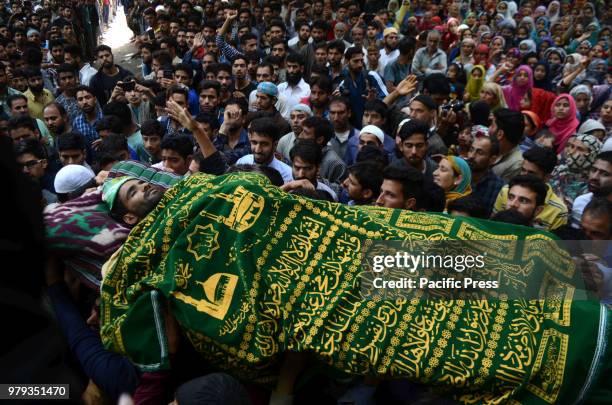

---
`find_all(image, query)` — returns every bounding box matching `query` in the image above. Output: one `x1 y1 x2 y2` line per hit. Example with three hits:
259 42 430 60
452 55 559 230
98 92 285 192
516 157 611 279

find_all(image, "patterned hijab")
444 156 473 207
551 134 602 204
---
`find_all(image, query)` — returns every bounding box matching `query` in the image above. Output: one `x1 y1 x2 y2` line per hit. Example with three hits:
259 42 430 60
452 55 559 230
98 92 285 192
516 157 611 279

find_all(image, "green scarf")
101 172 611 403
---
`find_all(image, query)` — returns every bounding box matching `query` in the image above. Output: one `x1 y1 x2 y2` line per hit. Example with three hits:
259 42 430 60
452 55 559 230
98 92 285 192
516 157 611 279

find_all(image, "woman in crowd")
479 82 508 112
546 94 580 153
502 64 533 111
550 133 602 208
433 155 472 210
464 65 486 102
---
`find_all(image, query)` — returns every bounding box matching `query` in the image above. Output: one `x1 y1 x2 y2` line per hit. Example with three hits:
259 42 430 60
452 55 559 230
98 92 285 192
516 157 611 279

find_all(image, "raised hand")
396 75 418 96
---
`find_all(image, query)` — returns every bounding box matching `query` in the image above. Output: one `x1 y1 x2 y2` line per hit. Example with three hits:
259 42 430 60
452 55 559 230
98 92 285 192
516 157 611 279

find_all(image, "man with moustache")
54 64 81 124
571 151 612 227
23 68 54 120
88 45 133 106
43 103 71 139
277 53 311 113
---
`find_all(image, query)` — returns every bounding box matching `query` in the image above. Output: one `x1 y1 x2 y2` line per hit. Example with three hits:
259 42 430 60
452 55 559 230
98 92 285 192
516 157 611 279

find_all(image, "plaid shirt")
215 34 243 63
213 129 250 165
73 106 104 147
472 171 505 218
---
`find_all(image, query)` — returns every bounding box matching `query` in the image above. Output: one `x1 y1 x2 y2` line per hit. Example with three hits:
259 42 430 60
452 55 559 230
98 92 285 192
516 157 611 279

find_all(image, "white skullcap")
290 104 313 116
155 5 166 12
359 125 385 145
602 137 612 153
54 164 95 194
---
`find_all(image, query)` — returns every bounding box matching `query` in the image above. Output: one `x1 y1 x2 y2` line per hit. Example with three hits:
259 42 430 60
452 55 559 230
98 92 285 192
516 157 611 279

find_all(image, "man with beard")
571 151 612 227
277 104 313 161
288 20 311 53
335 47 387 127
89 45 133 106
298 116 347 184
73 85 103 149
327 40 345 81
308 76 332 118
467 133 504 218
214 63 234 107
378 27 399 72
253 81 291 135
199 81 221 119
327 97 358 159
103 175 167 226
55 64 80 123
281 139 338 201
236 117 293 183
23 68 54 120
63 45 97 86
43 103 71 140
277 53 310 109
214 98 250 164
139 43 156 79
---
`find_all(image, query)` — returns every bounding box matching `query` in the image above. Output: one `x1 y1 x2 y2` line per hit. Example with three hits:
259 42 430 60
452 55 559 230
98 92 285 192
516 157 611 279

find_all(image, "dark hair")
63 44 83 59
173 63 193 79
226 98 248 116
447 195 487 218
24 67 42 79
268 18 286 33
423 73 450 97
56 63 77 75
240 32 257 45
285 52 305 67
491 210 531 226
289 139 322 165
159 37 178 50
310 64 329 77
344 46 364 60
8 115 37 133
102 101 133 129
7 93 27 109
310 76 332 93
294 19 310 31
327 40 346 54
213 62 232 76
411 94 437 111
57 132 86 151
356 145 389 167
249 117 280 141
152 50 172 66
141 119 165 137
329 96 350 110
302 116 334 144
97 133 129 158
160 135 194 159
312 20 329 31
523 146 557 175
348 161 383 197
10 67 25 78
583 197 612 233
469 100 491 126
364 99 388 120
398 119 429 142
493 108 525 145
74 85 95 98
95 115 123 133
14 138 46 159
198 79 221 97
382 164 424 202
421 179 446 212
595 151 612 166
95 44 112 55
398 37 416 55
508 174 547 207
166 85 189 101
195 113 221 130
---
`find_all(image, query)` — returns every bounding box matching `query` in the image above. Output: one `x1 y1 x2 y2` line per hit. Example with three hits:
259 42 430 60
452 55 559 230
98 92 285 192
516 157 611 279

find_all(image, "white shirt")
571 192 593 228
236 155 294 184
277 79 311 112
379 48 399 72
80 63 98 86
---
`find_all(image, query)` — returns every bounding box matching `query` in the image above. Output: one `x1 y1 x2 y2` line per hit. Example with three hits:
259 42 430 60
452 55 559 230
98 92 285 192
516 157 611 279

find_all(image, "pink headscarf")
546 94 580 153
502 65 533 111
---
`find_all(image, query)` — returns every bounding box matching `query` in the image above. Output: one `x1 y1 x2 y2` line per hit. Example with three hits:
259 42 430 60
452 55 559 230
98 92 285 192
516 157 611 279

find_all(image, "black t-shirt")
90 66 132 105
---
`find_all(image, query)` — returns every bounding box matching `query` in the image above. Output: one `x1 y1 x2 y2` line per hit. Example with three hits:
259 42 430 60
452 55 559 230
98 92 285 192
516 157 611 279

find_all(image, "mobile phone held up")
119 80 136 92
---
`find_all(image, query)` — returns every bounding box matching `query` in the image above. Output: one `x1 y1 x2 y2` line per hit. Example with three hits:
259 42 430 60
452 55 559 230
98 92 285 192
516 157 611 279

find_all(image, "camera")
119 80 136 92
441 100 465 113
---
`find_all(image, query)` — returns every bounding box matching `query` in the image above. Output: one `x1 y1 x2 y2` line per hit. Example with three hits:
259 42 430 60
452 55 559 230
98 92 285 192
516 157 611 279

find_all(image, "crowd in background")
3 0 612 403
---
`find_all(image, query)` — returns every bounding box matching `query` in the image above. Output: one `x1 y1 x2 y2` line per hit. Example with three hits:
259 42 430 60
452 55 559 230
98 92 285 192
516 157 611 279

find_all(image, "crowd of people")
4 0 612 403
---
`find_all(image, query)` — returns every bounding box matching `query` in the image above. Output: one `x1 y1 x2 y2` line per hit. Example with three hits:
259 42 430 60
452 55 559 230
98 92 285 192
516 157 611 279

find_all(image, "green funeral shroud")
100 172 611 404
